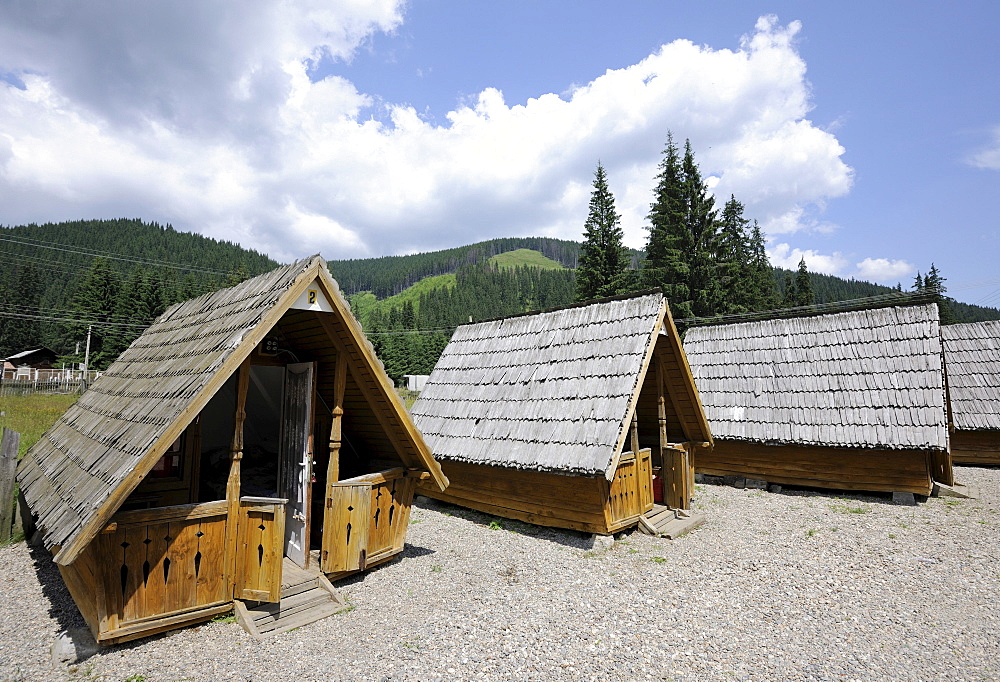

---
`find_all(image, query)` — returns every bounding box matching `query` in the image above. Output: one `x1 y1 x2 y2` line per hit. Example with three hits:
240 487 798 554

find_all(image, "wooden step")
235 575 349 639
638 507 705 539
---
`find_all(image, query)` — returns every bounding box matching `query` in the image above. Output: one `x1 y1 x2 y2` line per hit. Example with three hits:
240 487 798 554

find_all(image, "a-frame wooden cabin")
17 256 447 644
410 292 713 534
683 304 952 495
942 320 1000 465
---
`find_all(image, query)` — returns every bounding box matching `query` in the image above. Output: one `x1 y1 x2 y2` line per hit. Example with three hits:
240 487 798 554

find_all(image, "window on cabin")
149 436 184 479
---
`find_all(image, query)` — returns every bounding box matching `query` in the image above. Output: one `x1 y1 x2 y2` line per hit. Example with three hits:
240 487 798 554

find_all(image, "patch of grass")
210 611 236 624
943 499 962 507
409 518 422 525
829 503 871 514
651 556 667 564
806 528 819 538
0 393 79 458
430 564 442 573
488 249 565 270
123 676 147 682
401 636 423 651
889 533 896 538
488 520 504 530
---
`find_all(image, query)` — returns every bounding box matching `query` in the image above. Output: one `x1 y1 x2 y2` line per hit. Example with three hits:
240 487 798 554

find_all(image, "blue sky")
1 1 998 305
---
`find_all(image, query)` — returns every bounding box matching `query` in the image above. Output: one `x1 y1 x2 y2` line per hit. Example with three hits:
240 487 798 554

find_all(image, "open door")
279 362 316 568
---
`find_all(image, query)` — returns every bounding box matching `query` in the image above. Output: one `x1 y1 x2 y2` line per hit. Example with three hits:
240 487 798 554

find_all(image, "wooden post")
224 360 251 596
0 428 19 543
326 352 348 490
630 412 640 456
655 354 670 503
321 352 348 570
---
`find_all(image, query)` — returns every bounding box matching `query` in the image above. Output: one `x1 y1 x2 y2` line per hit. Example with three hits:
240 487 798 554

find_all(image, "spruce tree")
576 162 631 301
0 263 42 355
644 133 690 315
923 263 957 324
782 272 796 307
715 195 752 314
62 258 121 370
681 140 720 317
794 257 815 307
644 133 718 319
746 222 779 310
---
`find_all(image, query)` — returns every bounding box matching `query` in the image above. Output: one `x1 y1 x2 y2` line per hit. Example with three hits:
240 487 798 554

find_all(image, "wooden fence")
0 369 100 397
0 428 20 543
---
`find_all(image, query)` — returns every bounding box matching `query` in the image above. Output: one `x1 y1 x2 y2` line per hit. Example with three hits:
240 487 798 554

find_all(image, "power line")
0 234 230 276
0 309 152 329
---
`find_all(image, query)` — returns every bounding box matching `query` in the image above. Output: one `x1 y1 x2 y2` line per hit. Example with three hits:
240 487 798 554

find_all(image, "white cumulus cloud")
768 243 849 275
0 6 856 263
854 257 914 284
967 126 1000 170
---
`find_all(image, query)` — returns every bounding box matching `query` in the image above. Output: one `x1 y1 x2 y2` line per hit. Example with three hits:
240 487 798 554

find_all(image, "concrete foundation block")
51 628 99 667
589 534 615 552
746 479 768 490
892 492 917 506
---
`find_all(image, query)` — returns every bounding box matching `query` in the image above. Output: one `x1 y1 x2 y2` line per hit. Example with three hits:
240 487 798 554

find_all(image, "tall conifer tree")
576 162 631 301
746 222 779 310
793 257 815 306
715 195 752 314
644 134 719 319
644 133 690 313
680 140 719 317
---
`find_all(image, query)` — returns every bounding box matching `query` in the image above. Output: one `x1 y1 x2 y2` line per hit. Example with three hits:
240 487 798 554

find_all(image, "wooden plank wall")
697 440 936 495
420 461 612 533
951 430 1000 465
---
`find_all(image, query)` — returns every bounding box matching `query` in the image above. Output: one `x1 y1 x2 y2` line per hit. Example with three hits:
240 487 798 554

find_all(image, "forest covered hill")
1 219 997 375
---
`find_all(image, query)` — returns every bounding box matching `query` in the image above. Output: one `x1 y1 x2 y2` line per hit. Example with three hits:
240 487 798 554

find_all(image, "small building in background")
683 303 952 496
403 374 429 393
942 319 1000 465
3 347 58 378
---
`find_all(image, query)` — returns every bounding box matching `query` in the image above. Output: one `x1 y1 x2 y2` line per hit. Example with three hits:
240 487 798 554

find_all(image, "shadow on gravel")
333 544 435 589
26 543 87 632
414 496 600 550
697 479 923 506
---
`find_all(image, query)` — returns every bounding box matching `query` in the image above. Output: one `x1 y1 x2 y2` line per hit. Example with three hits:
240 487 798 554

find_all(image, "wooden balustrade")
322 467 417 573
99 501 229 626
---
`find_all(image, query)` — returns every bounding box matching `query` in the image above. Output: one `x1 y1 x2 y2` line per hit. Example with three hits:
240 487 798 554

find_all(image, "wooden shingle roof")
942 319 1000 431
411 293 709 477
683 304 948 451
18 255 444 565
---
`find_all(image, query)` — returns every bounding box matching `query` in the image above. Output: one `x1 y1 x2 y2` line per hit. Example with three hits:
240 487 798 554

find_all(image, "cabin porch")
61 304 428 644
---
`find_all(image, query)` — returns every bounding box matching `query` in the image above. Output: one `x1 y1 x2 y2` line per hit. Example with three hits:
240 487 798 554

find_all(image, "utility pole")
83 325 92 374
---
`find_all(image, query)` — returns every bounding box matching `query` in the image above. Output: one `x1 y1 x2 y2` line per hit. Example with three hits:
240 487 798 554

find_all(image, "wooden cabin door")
279 362 316 568
321 483 371 573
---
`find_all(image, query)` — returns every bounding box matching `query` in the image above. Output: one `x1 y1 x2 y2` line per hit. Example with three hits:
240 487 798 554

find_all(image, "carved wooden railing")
322 467 418 573
99 500 229 625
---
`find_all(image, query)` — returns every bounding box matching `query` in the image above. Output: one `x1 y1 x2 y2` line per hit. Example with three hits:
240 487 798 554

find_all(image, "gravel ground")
2 465 998 682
